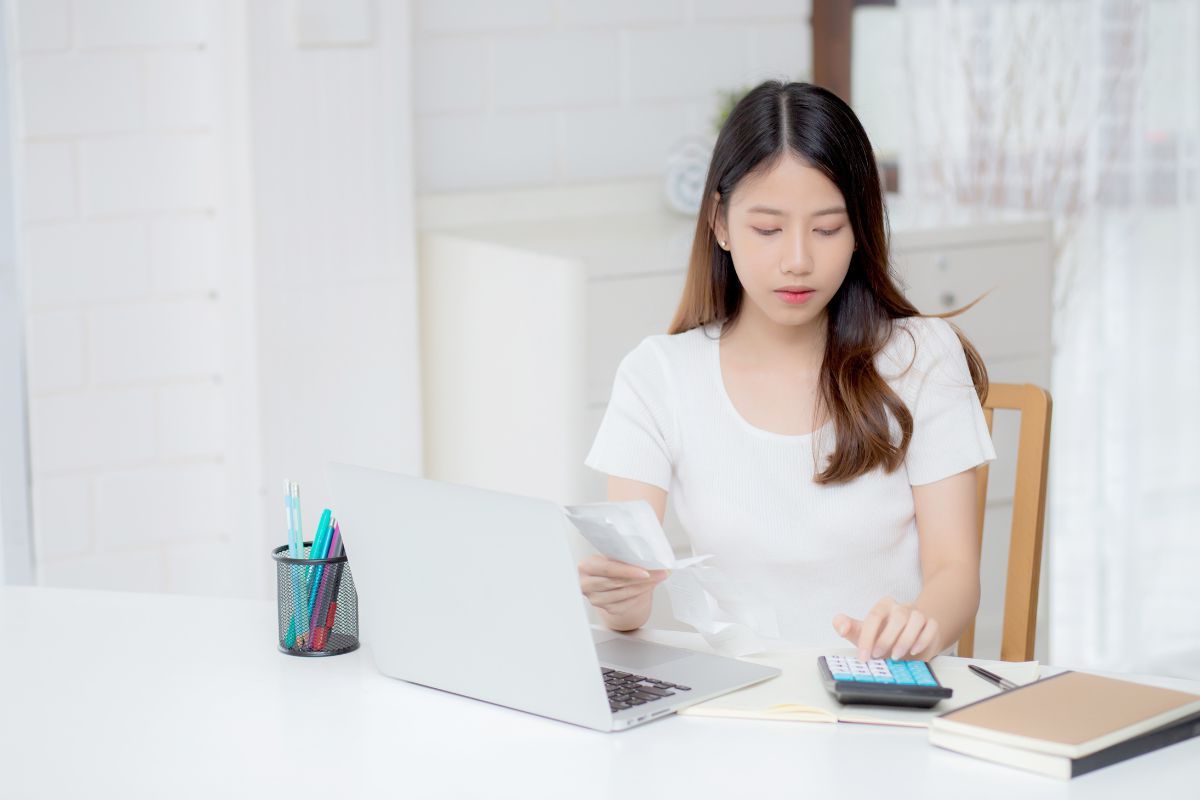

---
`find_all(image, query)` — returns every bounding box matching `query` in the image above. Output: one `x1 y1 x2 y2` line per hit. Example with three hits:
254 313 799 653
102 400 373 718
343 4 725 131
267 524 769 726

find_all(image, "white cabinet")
417 181 1055 657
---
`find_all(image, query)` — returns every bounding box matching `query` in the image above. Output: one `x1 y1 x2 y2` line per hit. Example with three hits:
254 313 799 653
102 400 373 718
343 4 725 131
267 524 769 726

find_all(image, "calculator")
817 655 953 708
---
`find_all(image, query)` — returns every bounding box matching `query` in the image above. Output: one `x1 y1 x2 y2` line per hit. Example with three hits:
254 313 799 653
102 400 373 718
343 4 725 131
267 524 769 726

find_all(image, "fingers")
871 605 910 659
578 557 669 592
890 611 926 660
832 613 861 644
911 618 940 660
856 598 894 661
589 583 656 605
585 577 661 615
837 600 941 662
580 554 652 581
579 573 658 593
578 556 670 612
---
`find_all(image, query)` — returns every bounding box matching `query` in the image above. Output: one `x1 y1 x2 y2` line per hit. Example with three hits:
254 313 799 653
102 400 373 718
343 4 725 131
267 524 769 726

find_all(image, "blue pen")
306 509 333 623
284 481 309 646
289 482 311 641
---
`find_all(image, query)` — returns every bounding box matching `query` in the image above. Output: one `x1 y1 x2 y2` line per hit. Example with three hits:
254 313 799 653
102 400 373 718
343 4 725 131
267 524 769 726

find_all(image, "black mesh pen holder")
272 542 359 657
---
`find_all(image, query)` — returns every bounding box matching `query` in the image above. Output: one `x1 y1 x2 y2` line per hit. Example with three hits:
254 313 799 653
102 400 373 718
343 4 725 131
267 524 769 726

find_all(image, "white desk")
3 587 1197 799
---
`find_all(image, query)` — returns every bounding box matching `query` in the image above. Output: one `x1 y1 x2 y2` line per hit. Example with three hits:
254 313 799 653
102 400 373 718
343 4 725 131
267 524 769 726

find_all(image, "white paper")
564 500 779 656
563 501 711 571
679 645 1041 727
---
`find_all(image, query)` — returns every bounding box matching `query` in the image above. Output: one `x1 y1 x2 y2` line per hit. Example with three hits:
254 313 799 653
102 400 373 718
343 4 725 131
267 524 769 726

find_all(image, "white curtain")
896 0 1200 677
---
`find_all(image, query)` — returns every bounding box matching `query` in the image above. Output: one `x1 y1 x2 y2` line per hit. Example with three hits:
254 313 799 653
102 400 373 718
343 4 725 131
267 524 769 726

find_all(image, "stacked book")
928 670 1200 779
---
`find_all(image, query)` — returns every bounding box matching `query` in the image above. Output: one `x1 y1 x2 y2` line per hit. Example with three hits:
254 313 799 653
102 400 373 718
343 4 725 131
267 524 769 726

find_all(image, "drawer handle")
939 291 957 308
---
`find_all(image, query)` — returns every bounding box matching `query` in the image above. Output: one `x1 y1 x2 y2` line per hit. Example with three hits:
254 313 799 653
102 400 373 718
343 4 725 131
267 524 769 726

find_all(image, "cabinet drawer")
892 240 1052 361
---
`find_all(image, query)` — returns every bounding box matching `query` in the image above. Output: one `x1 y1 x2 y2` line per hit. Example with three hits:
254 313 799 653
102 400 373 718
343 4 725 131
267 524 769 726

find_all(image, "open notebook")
676 645 1041 728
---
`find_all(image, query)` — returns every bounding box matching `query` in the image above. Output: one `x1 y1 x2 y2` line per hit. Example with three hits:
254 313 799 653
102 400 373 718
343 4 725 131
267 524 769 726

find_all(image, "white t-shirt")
584 315 997 649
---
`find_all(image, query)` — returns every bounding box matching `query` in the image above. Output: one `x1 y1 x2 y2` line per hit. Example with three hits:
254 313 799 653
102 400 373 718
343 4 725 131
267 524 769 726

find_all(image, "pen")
285 480 308 647
313 546 348 651
968 663 1018 691
306 509 334 628
308 521 340 648
290 482 311 644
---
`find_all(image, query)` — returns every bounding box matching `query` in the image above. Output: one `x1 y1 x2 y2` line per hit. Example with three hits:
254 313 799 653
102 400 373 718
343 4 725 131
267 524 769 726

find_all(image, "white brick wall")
12 0 255 597
412 0 813 192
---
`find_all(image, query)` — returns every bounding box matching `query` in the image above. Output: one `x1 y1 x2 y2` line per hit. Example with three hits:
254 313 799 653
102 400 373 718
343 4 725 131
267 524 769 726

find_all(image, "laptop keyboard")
602 667 692 712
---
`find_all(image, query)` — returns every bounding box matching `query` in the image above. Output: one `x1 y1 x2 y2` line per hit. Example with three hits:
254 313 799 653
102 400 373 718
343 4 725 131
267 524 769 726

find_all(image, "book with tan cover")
929 670 1200 758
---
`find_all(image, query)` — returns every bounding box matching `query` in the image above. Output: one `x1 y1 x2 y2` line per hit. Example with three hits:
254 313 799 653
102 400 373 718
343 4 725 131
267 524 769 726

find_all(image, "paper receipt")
564 500 780 655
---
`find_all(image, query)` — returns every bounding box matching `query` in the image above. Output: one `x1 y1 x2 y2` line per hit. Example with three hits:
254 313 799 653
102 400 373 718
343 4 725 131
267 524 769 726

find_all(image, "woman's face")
711 153 856 334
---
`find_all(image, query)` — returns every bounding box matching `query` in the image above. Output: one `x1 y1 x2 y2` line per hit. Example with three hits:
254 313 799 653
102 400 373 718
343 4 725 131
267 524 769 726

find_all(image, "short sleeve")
884 317 997 486
584 338 677 492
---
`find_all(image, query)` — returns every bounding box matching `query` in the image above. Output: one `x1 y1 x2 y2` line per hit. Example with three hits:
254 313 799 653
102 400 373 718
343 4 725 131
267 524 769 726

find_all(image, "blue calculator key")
831 673 855 682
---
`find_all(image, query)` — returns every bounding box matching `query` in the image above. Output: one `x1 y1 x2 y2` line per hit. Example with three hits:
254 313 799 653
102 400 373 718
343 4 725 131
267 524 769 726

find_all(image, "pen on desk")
968 664 1018 691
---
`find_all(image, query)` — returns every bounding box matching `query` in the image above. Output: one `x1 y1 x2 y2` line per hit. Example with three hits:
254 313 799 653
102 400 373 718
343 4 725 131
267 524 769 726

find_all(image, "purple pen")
308 521 341 648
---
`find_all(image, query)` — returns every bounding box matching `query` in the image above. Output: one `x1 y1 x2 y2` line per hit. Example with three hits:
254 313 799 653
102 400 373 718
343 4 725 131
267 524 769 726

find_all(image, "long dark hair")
668 80 987 484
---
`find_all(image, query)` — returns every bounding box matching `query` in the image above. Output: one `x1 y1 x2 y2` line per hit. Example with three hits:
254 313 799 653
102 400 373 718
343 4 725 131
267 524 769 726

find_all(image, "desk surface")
2 587 1197 799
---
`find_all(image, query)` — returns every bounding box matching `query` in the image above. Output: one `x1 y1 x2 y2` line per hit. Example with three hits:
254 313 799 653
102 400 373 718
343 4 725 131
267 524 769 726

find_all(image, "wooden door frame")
812 0 899 193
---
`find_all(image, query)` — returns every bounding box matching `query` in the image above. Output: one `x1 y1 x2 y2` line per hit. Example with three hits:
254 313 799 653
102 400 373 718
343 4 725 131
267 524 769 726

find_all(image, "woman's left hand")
832 597 940 661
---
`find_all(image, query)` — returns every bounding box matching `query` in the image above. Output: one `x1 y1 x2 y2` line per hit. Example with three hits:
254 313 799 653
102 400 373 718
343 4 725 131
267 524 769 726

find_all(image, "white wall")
245 0 423 571
11 0 263 595
0 0 34 585
411 0 813 193
10 0 422 598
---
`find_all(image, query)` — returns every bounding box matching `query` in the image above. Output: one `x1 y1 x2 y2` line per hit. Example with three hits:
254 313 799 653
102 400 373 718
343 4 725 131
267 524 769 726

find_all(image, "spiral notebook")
677 646 1041 728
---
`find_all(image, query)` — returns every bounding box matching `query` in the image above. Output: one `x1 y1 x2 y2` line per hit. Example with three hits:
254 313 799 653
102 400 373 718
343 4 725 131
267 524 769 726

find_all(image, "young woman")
577 81 996 663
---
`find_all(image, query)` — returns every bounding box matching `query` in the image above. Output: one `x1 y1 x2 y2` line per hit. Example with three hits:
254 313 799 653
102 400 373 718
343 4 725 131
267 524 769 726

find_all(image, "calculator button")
831 673 855 682
907 664 937 687
867 661 893 682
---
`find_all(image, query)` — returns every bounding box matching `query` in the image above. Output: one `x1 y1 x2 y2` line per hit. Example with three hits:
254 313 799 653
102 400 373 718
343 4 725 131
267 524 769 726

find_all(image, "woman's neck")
723 305 828 371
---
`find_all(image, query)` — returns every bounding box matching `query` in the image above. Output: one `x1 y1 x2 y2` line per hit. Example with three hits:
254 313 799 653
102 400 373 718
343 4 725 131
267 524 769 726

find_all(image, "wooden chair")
956 383 1053 662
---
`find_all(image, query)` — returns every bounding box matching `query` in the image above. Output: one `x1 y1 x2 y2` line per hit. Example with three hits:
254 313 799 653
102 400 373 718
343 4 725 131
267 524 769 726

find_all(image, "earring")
719 240 727 248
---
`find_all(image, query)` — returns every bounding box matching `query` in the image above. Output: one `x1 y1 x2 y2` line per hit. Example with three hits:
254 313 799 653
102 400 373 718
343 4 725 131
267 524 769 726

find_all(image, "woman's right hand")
577 554 670 619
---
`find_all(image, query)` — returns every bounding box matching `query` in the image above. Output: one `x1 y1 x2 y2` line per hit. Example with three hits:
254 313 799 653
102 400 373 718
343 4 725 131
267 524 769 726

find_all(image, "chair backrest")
956 383 1053 662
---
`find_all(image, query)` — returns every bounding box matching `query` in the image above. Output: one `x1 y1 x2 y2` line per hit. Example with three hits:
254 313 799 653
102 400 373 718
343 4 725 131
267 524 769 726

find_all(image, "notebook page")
677 646 1040 728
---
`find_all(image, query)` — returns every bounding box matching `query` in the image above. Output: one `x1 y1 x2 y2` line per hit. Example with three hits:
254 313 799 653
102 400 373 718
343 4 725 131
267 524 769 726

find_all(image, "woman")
578 81 996 663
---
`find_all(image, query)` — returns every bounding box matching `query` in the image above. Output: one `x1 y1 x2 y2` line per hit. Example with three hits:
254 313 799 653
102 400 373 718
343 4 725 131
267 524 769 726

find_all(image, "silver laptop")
327 463 780 732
